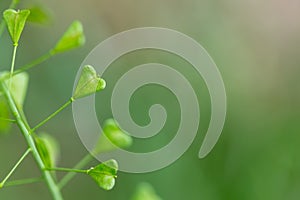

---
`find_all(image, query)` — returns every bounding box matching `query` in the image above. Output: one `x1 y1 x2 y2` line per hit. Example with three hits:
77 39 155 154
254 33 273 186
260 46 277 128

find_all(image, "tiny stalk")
31 64 106 133
31 97 74 133
13 51 54 75
3 177 43 188
45 167 88 174
0 148 31 188
0 117 16 122
9 44 17 88
58 153 93 189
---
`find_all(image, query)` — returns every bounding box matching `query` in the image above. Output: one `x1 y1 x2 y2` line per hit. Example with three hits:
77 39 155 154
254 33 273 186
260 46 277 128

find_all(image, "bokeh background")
1 0 300 199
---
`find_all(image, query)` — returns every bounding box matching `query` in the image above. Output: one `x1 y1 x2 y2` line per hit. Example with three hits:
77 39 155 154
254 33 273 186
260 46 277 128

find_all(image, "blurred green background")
1 0 300 199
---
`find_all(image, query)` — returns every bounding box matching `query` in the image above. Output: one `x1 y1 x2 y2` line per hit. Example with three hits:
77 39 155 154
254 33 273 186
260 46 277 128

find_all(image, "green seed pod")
94 119 133 153
73 65 106 99
3 9 30 45
87 159 118 190
52 20 85 54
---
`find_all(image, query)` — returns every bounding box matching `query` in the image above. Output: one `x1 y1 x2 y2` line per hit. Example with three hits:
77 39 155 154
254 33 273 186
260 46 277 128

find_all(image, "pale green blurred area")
0 0 300 199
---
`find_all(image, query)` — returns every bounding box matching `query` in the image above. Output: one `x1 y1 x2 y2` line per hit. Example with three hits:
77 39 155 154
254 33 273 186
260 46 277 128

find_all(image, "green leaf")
94 119 133 153
27 6 51 25
4 72 29 109
73 65 106 99
3 9 30 45
34 133 60 168
52 20 85 54
131 182 162 200
87 159 118 190
0 96 11 134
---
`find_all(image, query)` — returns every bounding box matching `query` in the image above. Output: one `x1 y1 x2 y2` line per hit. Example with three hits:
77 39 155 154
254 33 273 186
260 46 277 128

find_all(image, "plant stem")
31 97 74 132
58 153 93 189
0 117 16 122
45 167 87 174
3 177 43 188
0 81 63 200
13 51 54 75
9 44 18 88
0 148 31 188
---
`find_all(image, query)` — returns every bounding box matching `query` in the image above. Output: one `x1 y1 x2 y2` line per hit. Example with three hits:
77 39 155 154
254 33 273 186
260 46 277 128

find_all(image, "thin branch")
3 177 43 188
0 148 31 188
58 153 93 189
31 97 74 132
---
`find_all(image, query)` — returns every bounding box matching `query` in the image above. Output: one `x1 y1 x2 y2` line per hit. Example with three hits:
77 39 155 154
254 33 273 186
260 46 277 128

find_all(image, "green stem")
3 177 43 188
31 97 74 132
45 167 87 174
0 117 16 122
0 148 31 188
9 44 18 88
0 81 63 200
58 153 93 189
13 51 54 76
19 108 31 130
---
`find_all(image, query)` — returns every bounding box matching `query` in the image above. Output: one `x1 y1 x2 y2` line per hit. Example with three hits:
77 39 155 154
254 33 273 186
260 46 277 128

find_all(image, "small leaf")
0 96 11 134
131 182 162 200
73 65 106 99
3 9 30 45
27 6 51 25
34 133 60 168
4 72 29 109
52 21 85 54
87 159 118 190
94 119 133 153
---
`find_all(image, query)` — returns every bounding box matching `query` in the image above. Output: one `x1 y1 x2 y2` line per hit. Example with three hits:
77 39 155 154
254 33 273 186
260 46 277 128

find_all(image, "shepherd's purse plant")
0 1 133 199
